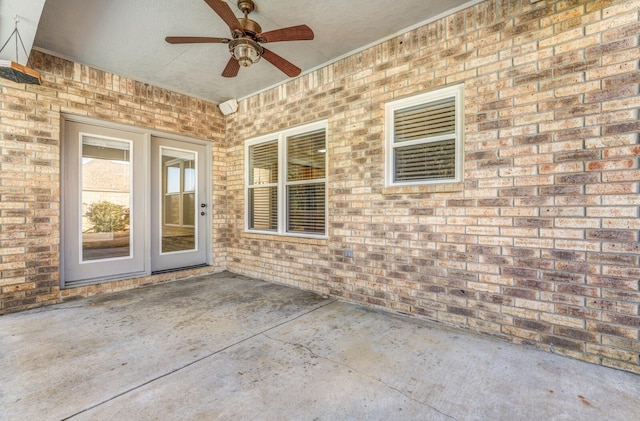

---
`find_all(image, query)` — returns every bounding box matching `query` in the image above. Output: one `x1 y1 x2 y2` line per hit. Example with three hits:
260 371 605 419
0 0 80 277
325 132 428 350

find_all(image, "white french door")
62 119 210 287
150 137 208 272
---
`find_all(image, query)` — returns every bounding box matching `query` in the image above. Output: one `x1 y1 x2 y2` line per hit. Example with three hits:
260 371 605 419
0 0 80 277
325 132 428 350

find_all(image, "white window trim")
384 84 464 187
245 120 328 239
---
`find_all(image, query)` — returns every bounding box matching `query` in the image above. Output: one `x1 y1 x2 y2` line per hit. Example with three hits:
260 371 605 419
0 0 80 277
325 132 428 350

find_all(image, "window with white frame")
385 84 464 186
246 121 327 237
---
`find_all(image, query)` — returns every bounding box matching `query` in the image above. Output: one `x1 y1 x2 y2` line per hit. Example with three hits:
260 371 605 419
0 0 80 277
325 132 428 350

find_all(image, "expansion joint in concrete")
61 300 337 420
261 331 458 421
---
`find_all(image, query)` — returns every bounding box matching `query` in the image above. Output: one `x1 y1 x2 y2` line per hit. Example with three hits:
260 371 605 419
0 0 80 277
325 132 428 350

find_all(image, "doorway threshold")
151 263 210 275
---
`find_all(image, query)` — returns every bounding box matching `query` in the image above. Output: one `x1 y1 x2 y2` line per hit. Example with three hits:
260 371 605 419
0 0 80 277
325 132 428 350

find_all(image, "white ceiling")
28 0 475 104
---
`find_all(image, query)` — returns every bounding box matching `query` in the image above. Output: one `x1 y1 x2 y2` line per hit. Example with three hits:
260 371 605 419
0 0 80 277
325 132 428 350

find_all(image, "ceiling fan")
165 0 314 78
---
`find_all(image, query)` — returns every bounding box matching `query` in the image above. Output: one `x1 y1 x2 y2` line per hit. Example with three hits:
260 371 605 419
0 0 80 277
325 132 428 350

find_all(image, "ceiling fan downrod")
236 0 262 36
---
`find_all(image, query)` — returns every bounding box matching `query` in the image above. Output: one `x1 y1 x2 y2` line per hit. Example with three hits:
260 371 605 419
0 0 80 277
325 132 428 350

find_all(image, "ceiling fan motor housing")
238 18 262 36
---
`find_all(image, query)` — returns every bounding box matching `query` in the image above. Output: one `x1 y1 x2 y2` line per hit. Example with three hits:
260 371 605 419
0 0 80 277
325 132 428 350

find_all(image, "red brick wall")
0 50 227 312
226 0 640 373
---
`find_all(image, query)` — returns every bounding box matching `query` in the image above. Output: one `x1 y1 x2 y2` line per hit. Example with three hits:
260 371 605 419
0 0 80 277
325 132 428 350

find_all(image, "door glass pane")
81 136 131 261
162 148 196 253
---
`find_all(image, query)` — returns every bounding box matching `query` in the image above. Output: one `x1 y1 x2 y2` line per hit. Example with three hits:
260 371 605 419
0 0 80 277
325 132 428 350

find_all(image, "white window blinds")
394 98 455 142
245 121 327 237
287 129 326 234
287 129 326 181
249 141 278 185
248 141 278 231
287 183 325 234
249 186 277 230
394 139 456 182
386 85 463 185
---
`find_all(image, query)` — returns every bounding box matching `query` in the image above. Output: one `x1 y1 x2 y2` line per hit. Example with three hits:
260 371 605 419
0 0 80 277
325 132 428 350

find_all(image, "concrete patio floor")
1 272 638 420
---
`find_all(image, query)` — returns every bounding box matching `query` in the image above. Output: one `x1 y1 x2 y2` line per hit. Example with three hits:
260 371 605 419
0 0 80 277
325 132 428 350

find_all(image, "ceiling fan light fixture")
229 38 263 67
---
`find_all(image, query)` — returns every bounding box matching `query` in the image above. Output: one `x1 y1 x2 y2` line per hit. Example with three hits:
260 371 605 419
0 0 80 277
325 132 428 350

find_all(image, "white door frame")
150 136 209 272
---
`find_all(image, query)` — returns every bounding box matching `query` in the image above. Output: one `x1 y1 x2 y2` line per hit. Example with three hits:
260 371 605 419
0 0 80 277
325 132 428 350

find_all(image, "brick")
515 318 552 333
587 276 638 290
586 229 637 242
602 313 640 329
602 121 640 135
602 289 640 303
586 182 637 194
541 334 585 352
554 327 598 343
601 359 640 375
587 158 637 172
585 38 637 58
503 287 538 300
587 252 638 266
539 185 583 196
557 303 601 321
586 344 639 364
587 321 637 339
603 145 640 158
601 335 640 353
587 299 638 316
543 249 584 261
599 168 640 183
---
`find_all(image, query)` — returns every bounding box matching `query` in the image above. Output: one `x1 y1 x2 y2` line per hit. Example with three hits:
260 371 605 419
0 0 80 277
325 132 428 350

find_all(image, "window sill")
382 182 464 195
242 231 328 245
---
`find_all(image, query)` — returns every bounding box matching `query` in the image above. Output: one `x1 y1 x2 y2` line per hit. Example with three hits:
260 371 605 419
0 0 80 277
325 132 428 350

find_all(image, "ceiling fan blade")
165 36 230 44
261 48 301 77
222 57 240 78
257 25 314 43
204 0 244 34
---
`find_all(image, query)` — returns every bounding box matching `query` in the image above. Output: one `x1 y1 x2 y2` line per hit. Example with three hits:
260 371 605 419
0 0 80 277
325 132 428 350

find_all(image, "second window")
246 121 327 238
